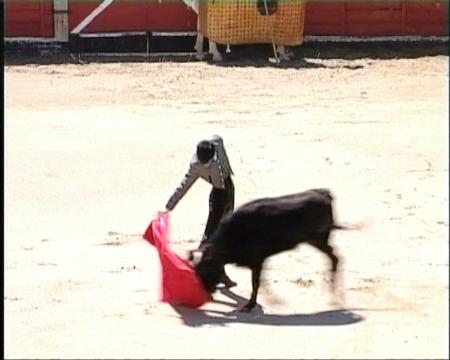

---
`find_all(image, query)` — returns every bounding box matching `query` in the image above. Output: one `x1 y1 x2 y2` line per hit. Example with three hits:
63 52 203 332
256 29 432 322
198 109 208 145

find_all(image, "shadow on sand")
5 42 447 68
171 288 365 327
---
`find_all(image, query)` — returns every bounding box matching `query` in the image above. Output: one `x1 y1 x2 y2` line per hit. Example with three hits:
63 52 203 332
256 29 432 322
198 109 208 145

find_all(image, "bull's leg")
311 240 340 294
324 244 339 293
241 264 262 312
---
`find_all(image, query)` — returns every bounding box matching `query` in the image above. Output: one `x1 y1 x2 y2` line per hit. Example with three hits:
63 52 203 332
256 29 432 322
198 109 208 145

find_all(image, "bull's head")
188 247 223 293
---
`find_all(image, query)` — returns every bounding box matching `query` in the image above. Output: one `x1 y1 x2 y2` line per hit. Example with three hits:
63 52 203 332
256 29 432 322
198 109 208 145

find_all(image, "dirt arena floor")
4 43 449 359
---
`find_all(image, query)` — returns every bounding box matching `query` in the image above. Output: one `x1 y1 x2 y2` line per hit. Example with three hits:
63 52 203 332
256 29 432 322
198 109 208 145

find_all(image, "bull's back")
238 188 332 212
217 189 334 265
233 188 333 225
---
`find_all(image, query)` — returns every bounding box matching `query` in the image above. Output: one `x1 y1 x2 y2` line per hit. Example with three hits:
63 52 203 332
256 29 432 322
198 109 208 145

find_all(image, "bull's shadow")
172 288 364 327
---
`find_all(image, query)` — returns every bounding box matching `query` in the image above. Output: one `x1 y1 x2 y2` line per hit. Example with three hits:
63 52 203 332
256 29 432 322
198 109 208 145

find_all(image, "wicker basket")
198 0 306 46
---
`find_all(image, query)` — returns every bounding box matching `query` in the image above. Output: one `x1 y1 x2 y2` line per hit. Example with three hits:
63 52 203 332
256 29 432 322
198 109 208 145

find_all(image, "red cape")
143 212 211 308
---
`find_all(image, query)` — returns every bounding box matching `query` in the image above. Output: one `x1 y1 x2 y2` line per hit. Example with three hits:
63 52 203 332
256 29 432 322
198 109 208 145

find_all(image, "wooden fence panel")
5 0 449 38
68 0 197 33
6 0 54 37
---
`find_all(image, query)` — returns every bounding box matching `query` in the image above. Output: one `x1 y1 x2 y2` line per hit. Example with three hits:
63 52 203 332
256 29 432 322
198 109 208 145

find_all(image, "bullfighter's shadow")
172 288 364 327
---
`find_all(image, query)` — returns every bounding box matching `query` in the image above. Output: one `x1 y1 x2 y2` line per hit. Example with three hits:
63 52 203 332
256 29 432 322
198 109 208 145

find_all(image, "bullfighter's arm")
165 164 199 211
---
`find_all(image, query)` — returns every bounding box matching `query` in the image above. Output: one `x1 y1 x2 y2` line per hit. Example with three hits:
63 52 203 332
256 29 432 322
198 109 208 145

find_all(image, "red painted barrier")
68 1 197 33
5 1 449 39
6 0 54 37
304 1 447 36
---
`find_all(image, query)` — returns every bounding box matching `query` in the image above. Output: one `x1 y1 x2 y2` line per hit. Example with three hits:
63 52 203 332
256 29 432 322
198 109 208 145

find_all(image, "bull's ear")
189 250 203 267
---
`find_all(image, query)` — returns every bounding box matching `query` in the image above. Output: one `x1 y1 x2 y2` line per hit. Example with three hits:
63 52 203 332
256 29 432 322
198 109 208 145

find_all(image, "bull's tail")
332 218 371 231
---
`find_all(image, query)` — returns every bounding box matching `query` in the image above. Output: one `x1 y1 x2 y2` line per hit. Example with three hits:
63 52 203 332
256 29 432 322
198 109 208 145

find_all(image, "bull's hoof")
218 275 237 289
222 278 237 289
240 303 256 312
224 280 237 289
223 280 237 289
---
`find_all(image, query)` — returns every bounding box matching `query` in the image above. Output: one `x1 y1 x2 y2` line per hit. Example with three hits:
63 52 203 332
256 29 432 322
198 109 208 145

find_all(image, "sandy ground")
4 44 449 359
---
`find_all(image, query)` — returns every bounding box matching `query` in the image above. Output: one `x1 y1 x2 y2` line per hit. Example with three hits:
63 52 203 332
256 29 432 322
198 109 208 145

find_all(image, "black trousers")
200 176 235 248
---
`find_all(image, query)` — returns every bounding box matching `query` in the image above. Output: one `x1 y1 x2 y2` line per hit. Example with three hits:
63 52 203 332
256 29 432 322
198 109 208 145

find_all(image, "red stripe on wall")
68 1 102 33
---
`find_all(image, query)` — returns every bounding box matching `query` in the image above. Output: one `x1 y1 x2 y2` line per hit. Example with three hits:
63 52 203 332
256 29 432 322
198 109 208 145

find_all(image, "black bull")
190 188 353 312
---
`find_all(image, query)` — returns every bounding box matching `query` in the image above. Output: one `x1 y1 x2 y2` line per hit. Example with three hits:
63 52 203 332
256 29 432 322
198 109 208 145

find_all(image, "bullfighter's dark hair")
196 140 216 163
